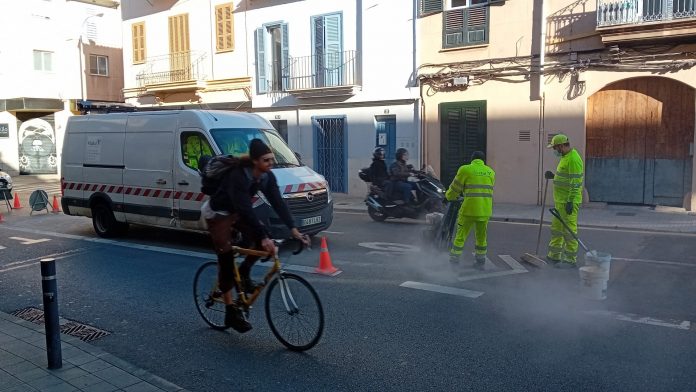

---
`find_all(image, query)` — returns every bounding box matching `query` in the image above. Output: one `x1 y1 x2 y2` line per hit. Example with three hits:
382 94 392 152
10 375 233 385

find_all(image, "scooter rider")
369 147 389 188
389 148 416 203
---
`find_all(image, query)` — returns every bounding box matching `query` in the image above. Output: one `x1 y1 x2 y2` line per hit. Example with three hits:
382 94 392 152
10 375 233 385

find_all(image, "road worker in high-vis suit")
546 134 584 269
445 151 495 270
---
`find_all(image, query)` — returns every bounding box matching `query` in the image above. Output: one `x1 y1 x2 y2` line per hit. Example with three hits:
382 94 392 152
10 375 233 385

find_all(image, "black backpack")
198 155 241 195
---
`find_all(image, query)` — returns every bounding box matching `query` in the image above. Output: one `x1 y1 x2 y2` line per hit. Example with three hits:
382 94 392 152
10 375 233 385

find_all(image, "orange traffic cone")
52 195 61 213
12 193 22 209
315 237 340 276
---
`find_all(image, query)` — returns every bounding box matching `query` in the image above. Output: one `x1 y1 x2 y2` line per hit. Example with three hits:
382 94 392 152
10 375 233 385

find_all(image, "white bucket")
579 266 608 300
584 250 611 280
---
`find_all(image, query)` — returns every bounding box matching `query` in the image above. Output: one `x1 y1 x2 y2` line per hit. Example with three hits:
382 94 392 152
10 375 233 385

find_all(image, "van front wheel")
92 203 127 238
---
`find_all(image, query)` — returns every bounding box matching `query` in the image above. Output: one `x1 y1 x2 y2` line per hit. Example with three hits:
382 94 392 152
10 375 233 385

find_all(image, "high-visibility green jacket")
445 159 495 217
553 148 584 204
184 135 213 170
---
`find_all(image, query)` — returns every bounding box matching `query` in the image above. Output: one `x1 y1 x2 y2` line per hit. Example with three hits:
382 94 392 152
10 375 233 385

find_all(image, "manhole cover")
616 212 636 217
11 307 111 343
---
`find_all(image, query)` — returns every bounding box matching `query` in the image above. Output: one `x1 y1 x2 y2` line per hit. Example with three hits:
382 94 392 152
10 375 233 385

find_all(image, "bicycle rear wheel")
193 261 228 331
265 273 324 351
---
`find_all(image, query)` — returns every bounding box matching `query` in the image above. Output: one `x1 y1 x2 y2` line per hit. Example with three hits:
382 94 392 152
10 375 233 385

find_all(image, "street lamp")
78 13 104 102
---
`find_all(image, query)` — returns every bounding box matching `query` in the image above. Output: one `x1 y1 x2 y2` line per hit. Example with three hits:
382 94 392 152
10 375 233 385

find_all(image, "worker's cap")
546 134 569 148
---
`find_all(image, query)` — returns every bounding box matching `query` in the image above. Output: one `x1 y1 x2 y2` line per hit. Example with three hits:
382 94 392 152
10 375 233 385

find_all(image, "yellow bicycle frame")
230 246 281 308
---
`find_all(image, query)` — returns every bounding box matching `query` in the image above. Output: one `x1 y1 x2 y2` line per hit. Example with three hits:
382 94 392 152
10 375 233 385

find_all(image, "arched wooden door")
586 77 695 207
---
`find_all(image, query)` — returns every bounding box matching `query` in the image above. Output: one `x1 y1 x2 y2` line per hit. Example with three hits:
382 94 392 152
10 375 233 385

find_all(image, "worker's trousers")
547 202 580 264
450 216 488 262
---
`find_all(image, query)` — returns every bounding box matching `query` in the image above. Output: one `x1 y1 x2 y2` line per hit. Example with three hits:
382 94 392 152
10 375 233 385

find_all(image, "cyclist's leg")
234 220 264 291
206 214 236 304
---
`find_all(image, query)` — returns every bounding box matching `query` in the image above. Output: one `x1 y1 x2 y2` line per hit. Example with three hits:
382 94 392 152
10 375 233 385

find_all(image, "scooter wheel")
368 206 388 222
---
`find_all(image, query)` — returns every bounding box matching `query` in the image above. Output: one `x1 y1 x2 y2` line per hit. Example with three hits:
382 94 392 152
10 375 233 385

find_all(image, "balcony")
597 0 696 43
135 51 207 93
266 50 359 99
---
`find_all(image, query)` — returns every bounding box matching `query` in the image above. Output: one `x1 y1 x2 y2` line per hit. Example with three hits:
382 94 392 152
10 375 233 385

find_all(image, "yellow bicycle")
193 240 324 351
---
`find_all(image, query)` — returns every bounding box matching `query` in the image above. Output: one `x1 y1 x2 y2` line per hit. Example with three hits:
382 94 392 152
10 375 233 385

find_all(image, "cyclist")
201 138 309 333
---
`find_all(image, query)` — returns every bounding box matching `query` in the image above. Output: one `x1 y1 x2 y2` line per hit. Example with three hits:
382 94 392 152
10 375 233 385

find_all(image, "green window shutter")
281 23 290 90
255 27 267 94
440 101 487 186
443 6 489 48
419 0 443 16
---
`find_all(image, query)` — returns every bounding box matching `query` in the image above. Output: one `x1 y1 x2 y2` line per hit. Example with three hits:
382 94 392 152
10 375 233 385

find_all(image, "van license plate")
301 216 322 226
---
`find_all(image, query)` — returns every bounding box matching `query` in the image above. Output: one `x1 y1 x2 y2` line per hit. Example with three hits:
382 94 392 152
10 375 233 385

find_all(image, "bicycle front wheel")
193 261 228 331
265 273 324 351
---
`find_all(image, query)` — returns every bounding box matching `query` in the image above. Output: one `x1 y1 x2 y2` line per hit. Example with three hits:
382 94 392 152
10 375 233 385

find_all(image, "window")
132 22 146 64
33 50 53 71
89 55 108 76
312 13 343 88
215 3 234 52
181 133 214 171
169 14 191 78
254 23 289 93
447 0 489 9
443 3 489 48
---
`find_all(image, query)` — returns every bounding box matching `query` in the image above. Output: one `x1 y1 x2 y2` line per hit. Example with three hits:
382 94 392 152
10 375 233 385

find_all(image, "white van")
61 110 333 238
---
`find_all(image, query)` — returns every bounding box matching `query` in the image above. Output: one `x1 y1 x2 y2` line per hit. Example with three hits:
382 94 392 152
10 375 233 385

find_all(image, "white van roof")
67 110 273 132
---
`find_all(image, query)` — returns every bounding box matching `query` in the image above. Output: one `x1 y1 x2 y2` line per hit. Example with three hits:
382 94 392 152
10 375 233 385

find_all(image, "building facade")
121 0 419 196
0 0 123 176
417 0 696 210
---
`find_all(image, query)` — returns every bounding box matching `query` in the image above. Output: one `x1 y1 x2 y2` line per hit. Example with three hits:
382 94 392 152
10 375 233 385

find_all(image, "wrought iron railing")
136 51 207 87
597 0 696 27
266 50 359 92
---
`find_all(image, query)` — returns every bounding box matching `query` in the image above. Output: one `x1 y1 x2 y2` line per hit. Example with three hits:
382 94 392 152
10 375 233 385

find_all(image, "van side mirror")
294 152 302 162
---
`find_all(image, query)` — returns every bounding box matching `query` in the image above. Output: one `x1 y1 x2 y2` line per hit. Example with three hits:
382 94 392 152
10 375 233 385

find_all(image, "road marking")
612 257 696 268
0 245 5 250
490 220 696 237
9 237 52 245
457 255 528 282
335 211 364 216
0 226 325 276
400 281 484 298
585 310 692 331
359 242 420 252
0 249 87 273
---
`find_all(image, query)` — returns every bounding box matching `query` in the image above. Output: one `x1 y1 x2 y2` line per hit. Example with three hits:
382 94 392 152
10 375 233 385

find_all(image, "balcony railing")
266 50 359 92
597 0 696 27
136 51 207 88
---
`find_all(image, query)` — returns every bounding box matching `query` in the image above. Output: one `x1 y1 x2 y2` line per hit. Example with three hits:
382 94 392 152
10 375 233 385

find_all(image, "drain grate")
11 307 111 343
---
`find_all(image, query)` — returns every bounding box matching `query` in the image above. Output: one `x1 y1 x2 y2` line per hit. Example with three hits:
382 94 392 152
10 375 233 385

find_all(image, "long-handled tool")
520 175 552 267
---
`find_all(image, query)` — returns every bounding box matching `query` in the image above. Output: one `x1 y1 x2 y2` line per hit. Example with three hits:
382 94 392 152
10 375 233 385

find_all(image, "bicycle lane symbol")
358 242 421 257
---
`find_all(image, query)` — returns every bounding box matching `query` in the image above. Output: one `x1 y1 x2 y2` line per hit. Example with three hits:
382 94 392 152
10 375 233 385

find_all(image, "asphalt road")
1 210 696 391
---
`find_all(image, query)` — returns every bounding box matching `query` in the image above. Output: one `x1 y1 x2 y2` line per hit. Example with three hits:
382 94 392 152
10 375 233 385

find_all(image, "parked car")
61 109 333 238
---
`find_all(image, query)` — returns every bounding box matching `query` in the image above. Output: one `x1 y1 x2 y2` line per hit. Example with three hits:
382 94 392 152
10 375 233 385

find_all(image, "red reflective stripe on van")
142 189 151 197
107 186 114 193
152 190 161 198
195 193 206 201
99 185 106 192
173 191 181 199
116 187 123 193
134 188 142 196
297 183 306 192
92 184 98 191
68 183 75 190
284 185 293 194
163 191 172 198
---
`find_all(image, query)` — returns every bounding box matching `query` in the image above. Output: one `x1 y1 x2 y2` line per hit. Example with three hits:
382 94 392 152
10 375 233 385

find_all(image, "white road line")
585 310 692 331
484 257 496 271
9 237 52 245
499 255 528 271
0 226 325 276
0 250 87 273
400 281 484 298
612 257 696 268
0 245 5 250
4 249 86 267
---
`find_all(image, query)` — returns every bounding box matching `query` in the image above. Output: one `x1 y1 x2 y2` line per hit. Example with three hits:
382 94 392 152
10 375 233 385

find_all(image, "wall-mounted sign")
0 123 8 138
17 114 57 174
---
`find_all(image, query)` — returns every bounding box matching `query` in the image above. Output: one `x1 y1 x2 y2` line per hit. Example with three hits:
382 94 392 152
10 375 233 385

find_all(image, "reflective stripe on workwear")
445 159 496 218
451 217 488 258
548 200 579 263
553 148 584 204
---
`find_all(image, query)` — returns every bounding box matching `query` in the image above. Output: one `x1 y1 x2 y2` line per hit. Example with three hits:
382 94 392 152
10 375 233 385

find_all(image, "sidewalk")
0 311 186 392
333 195 696 234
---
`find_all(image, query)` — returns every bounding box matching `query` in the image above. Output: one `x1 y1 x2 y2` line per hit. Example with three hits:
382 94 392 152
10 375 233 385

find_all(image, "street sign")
0 123 8 138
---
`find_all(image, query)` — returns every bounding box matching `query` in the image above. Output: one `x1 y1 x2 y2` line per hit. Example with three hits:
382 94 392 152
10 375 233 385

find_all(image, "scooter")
358 167 445 222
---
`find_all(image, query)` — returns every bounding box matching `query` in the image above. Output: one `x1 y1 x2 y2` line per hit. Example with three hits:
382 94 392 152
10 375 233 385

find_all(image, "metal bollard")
40 258 62 369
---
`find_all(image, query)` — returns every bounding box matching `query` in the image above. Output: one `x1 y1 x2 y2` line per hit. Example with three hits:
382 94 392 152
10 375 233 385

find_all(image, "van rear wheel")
92 203 127 238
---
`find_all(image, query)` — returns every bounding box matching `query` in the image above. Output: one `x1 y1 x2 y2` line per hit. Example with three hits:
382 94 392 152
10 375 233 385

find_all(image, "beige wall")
418 1 696 208
84 45 125 102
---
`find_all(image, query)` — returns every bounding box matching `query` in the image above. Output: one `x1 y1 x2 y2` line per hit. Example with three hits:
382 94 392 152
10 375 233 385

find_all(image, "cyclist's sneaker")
225 304 252 333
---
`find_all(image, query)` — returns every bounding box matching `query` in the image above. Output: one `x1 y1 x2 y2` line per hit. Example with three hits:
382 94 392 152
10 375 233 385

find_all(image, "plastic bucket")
579 266 608 300
584 251 611 280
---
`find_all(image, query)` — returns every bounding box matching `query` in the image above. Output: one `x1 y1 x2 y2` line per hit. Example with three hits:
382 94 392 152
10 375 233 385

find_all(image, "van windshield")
210 128 300 167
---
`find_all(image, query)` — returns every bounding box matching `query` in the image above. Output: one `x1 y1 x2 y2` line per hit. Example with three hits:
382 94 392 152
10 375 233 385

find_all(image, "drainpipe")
537 0 547 205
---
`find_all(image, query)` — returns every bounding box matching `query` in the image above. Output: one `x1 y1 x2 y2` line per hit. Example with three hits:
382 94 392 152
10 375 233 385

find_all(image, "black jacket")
369 159 389 186
390 160 411 181
210 162 295 239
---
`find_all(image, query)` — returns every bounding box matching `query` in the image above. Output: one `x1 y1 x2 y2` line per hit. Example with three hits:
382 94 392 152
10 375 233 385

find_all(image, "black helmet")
396 148 408 161
373 147 385 160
